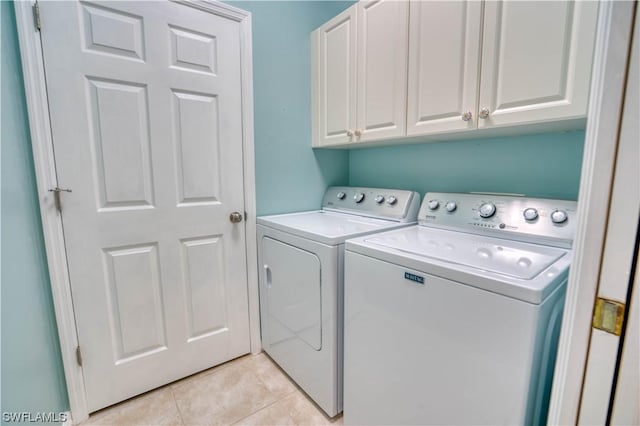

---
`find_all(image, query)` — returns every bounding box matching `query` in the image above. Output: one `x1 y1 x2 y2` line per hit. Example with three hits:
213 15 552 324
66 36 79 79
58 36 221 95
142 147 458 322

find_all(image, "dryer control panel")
322 187 420 222
419 192 578 248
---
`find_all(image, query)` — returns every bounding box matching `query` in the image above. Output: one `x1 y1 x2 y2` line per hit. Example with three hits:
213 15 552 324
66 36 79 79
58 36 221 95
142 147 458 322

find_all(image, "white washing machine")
257 186 420 417
343 192 578 425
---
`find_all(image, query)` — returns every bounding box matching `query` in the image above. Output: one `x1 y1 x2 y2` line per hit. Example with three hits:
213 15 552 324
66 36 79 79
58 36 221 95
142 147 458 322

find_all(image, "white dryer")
257 187 420 417
343 192 578 425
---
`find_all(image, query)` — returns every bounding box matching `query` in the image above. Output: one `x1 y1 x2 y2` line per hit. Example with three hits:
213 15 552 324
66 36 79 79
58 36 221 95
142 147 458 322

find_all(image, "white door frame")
14 1 260 423
547 1 637 424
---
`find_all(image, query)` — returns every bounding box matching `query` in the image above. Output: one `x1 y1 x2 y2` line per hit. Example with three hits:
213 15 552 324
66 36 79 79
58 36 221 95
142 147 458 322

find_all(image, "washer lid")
364 227 567 280
258 210 409 245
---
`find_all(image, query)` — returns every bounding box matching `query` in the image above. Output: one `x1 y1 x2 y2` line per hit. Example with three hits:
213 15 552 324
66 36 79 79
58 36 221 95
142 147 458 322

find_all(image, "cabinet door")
478 1 598 129
356 0 409 142
312 6 357 147
406 1 482 137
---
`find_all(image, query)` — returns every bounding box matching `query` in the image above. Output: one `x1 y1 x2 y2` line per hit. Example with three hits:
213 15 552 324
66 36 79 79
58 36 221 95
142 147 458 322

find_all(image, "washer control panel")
322 187 421 222
419 192 578 248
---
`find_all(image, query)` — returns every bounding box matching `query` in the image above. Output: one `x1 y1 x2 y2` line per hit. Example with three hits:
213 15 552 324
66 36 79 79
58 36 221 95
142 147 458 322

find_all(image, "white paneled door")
39 1 250 411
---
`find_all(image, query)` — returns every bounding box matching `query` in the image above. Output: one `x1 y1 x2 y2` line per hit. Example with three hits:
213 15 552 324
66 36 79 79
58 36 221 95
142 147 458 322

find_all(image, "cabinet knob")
347 130 354 137
354 129 362 137
461 111 473 122
479 108 490 119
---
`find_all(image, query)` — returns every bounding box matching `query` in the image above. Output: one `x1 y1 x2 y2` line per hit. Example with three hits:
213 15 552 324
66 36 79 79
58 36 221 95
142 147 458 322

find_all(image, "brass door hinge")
76 346 83 367
33 3 41 31
49 187 72 213
592 297 625 336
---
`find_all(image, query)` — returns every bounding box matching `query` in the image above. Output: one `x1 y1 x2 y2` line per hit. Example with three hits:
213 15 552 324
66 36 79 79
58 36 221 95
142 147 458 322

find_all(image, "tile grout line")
229 355 300 425
172 354 297 426
85 353 302 426
168 386 187 426
226 365 298 425
230 388 299 426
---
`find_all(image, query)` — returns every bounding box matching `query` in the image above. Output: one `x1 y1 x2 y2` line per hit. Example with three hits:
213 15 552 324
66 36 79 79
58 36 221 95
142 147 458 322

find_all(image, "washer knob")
374 195 385 204
387 196 397 205
551 209 568 224
445 201 457 212
354 192 365 203
337 191 346 200
479 202 496 218
523 208 538 221
428 200 439 210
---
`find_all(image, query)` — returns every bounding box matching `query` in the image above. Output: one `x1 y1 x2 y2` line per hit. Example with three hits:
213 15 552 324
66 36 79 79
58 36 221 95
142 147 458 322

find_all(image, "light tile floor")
82 353 343 426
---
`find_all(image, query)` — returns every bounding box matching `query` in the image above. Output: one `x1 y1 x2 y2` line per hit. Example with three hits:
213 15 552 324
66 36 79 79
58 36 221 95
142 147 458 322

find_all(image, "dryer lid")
363 227 567 280
258 211 407 245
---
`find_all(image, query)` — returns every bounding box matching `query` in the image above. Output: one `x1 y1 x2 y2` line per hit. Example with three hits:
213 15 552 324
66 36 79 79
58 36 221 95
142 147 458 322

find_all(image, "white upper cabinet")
356 0 409 142
312 0 408 147
406 1 482 136
478 1 599 129
312 6 357 147
312 0 598 147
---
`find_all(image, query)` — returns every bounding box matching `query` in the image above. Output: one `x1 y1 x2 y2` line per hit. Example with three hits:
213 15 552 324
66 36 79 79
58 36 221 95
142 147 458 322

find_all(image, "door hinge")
48 187 72 213
244 211 248 221
592 297 625 336
33 3 41 31
75 346 83 367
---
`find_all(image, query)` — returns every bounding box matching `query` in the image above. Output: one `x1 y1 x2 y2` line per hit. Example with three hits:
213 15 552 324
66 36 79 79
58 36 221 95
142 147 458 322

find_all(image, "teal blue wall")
349 131 585 200
229 1 353 215
1 0 70 417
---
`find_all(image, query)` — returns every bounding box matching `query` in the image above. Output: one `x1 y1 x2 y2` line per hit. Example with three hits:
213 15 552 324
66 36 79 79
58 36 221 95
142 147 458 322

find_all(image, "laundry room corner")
227 1 354 216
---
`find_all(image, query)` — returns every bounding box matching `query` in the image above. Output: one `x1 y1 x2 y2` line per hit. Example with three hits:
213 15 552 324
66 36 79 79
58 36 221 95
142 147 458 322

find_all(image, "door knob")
229 212 243 223
461 111 473 121
479 108 490 119
354 129 362 137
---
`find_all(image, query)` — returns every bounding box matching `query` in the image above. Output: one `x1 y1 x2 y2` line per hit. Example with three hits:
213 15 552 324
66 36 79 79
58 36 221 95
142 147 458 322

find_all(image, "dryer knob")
551 209 568 224
523 208 538 221
428 200 439 210
479 203 496 218
387 196 397 205
445 201 457 212
374 195 385 204
337 191 346 200
354 192 365 203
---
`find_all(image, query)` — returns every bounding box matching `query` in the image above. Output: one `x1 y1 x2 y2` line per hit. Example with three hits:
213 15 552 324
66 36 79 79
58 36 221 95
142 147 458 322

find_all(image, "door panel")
478 1 598 128
81 3 145 60
39 1 250 411
262 237 322 351
406 1 482 136
172 91 222 204
88 78 154 209
103 243 166 362
180 236 229 341
356 0 409 141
